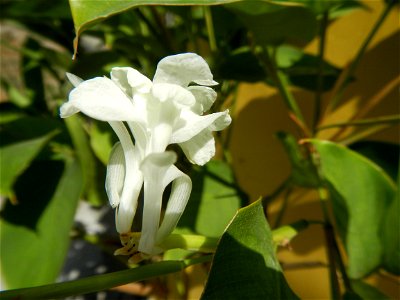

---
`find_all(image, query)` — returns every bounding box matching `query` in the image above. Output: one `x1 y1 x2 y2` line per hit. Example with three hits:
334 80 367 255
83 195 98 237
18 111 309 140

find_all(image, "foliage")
0 0 398 299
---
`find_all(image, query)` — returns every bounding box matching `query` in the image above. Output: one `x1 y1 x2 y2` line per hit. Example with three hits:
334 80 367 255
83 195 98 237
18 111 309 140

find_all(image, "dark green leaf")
227 1 317 45
276 45 341 91
0 129 59 198
344 280 391 300
381 186 400 275
177 160 243 237
311 140 397 278
201 199 299 299
0 157 83 289
216 48 266 82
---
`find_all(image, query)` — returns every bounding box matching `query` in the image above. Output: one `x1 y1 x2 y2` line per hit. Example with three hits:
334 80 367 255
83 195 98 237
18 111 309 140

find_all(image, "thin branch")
258 46 306 124
317 114 400 131
328 1 395 111
313 11 329 133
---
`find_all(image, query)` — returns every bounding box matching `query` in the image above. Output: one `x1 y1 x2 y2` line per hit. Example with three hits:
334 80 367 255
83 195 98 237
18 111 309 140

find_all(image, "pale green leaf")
177 160 243 237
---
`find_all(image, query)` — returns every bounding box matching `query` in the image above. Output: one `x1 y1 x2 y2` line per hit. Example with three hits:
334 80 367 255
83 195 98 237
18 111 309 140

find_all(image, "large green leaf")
68 0 303 55
311 140 397 278
227 1 317 45
0 130 59 198
177 160 243 237
201 199 298 299
381 182 400 275
0 157 83 289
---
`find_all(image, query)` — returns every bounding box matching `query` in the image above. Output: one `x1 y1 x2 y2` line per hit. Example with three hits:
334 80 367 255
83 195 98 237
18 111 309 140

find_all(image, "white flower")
60 53 231 256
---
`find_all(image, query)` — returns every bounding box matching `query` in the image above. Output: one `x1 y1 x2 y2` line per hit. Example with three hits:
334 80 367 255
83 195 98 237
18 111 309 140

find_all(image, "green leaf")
89 121 117 165
64 115 107 206
310 140 397 278
201 199 299 299
177 160 243 237
0 157 83 289
216 47 266 82
227 1 317 45
381 185 400 275
350 141 399 181
276 45 341 91
0 130 59 198
344 280 391 300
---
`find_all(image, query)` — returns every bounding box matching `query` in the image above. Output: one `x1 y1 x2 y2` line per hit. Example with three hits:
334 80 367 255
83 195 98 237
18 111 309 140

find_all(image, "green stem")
313 11 329 133
329 1 395 110
161 234 218 253
260 47 306 123
339 124 391 146
272 220 310 247
317 114 400 131
0 258 212 300
273 186 292 228
204 6 217 52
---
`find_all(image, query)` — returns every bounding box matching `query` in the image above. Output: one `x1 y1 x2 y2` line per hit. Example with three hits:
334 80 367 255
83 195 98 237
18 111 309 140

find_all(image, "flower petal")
171 109 232 144
179 129 215 166
61 77 138 121
153 53 217 87
156 167 191 243
151 83 195 107
188 86 217 114
105 142 125 208
138 151 177 254
66 72 84 87
111 67 152 98
109 122 143 234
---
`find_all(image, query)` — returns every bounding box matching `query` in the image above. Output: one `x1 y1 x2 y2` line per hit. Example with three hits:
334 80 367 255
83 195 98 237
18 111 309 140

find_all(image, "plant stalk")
313 11 329 133
328 1 395 111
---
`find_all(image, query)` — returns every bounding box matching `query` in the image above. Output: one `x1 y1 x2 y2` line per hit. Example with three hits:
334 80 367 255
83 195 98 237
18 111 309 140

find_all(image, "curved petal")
188 86 217 114
61 77 138 121
111 67 152 98
171 109 232 144
152 83 195 107
66 72 84 87
109 122 143 234
105 142 125 208
153 53 217 87
156 167 192 243
138 151 177 254
179 130 215 166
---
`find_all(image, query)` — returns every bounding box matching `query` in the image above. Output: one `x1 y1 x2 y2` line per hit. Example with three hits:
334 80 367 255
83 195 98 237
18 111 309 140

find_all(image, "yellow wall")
229 1 399 298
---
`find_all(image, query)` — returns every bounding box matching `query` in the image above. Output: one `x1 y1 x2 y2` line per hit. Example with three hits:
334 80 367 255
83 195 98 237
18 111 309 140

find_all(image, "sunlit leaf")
310 139 397 278
89 121 117 165
201 199 299 299
64 115 107 206
0 157 83 289
177 160 243 237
